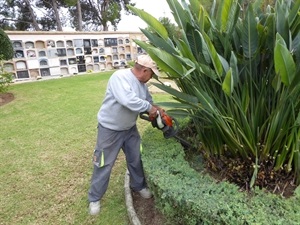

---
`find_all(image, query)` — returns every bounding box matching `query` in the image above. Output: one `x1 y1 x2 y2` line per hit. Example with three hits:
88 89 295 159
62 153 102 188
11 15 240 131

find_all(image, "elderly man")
88 54 162 215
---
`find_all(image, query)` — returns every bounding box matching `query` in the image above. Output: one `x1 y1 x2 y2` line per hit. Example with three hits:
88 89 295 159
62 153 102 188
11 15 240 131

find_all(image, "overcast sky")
116 0 174 31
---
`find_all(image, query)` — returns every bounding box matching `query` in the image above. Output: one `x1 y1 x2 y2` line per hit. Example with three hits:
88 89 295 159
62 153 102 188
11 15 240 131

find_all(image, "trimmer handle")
139 112 153 121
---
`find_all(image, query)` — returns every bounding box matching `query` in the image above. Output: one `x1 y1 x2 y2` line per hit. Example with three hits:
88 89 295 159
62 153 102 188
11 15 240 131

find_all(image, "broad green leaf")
242 5 259 58
189 0 211 32
133 40 186 78
128 5 168 40
174 39 197 61
186 23 203 62
241 86 250 114
198 63 218 80
140 28 177 55
197 31 211 64
219 54 229 72
252 0 264 11
222 68 233 96
276 1 290 47
289 0 300 33
155 101 196 110
165 109 190 118
229 52 239 87
290 10 300 35
274 34 296 86
216 0 238 33
151 83 198 106
271 72 282 92
202 32 224 77
227 0 240 34
194 89 216 111
166 0 188 30
174 56 196 77
263 13 276 53
291 32 300 68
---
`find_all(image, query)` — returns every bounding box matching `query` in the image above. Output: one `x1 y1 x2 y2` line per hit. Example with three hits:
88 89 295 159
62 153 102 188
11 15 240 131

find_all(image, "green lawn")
0 73 173 225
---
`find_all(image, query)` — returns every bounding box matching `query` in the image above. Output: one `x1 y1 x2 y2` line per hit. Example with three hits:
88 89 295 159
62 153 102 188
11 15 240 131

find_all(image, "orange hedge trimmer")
140 110 191 148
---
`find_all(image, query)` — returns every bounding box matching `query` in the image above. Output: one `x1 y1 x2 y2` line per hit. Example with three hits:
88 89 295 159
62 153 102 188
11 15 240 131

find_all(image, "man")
88 54 162 215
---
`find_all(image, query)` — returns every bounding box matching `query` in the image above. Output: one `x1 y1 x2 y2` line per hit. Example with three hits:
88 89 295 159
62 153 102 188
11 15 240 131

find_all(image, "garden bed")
141 127 300 225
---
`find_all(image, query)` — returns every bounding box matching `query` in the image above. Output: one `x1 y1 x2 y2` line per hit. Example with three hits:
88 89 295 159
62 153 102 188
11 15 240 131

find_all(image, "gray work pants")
88 123 146 202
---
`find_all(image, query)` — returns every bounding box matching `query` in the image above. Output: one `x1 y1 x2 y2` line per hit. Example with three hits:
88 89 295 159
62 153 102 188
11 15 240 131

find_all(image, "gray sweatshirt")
97 68 153 130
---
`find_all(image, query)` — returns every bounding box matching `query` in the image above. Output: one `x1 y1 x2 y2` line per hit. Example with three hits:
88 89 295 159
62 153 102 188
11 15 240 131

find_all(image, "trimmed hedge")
141 126 300 225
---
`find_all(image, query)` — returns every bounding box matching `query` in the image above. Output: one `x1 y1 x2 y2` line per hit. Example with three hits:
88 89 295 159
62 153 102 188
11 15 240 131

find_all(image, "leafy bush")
0 29 14 60
142 126 300 224
130 0 300 186
0 56 13 93
0 29 14 93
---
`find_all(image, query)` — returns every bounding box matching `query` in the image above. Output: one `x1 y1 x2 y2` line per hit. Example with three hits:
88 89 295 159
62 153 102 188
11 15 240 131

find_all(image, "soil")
132 191 167 225
0 92 14 106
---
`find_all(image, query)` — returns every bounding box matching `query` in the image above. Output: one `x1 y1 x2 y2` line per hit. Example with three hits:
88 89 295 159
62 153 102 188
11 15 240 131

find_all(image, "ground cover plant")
129 0 300 194
0 73 172 224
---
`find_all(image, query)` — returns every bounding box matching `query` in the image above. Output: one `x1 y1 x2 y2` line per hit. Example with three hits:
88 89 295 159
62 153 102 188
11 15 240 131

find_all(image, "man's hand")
148 106 158 120
153 105 165 116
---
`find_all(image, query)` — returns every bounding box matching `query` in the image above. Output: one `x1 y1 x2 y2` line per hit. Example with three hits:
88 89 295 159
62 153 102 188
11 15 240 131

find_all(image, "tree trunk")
23 0 41 31
76 0 83 31
100 0 109 31
52 0 63 31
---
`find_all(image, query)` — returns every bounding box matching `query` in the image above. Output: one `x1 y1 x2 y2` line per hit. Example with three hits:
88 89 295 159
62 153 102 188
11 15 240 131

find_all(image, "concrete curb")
124 169 142 225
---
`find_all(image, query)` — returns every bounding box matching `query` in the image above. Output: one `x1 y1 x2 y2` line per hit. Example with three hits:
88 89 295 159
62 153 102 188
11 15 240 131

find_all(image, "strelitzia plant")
129 0 300 187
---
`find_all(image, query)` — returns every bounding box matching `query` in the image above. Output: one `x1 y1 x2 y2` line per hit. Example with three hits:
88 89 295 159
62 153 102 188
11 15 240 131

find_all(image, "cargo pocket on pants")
93 149 105 168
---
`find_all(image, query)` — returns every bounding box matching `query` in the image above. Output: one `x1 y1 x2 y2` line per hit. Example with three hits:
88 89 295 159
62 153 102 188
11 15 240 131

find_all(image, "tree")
35 0 67 31
76 0 83 31
0 0 41 30
24 0 41 30
68 0 135 31
52 0 63 31
1 0 135 31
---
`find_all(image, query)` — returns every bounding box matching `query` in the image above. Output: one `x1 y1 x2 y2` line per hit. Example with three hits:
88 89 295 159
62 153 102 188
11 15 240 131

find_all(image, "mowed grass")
0 72 173 225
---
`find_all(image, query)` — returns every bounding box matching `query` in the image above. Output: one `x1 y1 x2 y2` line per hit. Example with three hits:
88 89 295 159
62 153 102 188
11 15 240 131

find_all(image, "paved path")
148 79 179 94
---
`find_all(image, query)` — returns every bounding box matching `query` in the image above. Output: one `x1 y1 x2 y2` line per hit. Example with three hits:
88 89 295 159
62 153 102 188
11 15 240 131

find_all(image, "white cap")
135 54 160 76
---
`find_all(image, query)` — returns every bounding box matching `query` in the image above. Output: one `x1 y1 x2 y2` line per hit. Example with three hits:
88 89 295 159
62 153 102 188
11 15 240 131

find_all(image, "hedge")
141 126 300 225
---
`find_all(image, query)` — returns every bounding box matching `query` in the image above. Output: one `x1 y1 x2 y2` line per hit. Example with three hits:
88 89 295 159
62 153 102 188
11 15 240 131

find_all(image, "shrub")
0 29 14 60
0 56 13 93
0 29 14 93
142 125 300 224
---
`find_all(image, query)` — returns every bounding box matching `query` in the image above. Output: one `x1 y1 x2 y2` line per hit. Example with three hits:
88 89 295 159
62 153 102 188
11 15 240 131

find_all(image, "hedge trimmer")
140 110 191 148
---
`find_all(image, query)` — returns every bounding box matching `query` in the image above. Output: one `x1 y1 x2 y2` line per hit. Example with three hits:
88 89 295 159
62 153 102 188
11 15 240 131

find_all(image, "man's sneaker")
138 188 153 199
89 201 100 215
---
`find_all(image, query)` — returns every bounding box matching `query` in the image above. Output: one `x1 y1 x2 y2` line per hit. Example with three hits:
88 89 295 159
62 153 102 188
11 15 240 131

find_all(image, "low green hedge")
141 126 300 225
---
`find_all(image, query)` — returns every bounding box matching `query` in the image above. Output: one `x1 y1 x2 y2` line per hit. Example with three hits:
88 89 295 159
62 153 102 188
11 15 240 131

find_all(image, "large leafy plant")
129 0 300 187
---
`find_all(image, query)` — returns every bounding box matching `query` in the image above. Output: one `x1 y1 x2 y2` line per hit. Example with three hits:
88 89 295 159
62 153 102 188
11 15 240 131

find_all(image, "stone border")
124 169 141 225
